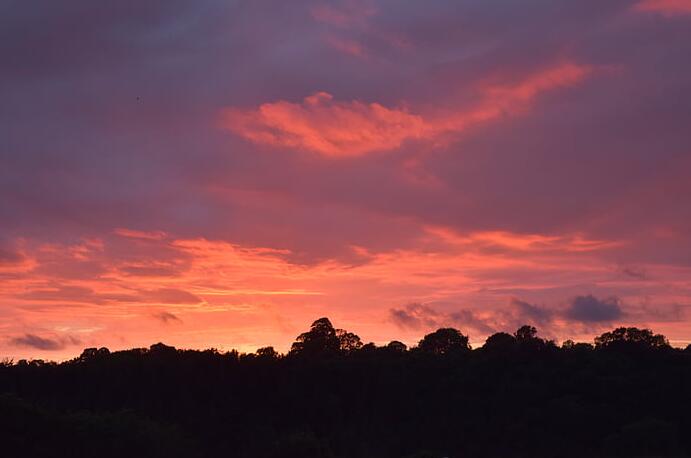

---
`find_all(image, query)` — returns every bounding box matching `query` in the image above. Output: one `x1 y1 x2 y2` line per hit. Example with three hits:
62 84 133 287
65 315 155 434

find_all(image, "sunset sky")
2 0 691 360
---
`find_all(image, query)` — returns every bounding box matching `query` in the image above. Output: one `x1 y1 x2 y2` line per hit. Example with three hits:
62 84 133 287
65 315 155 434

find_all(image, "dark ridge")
1 317 690 458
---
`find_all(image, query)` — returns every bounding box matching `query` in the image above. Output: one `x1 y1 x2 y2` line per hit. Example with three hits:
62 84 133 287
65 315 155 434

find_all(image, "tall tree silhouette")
289 317 362 356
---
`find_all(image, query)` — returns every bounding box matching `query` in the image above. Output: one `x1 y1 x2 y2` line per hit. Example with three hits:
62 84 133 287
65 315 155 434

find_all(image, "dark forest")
2 318 691 458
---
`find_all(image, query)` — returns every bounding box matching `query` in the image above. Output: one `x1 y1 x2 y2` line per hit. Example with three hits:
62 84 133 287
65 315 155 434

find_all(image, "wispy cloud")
633 0 691 16
9 333 81 351
221 62 595 157
0 247 24 265
114 228 168 241
310 2 377 28
153 311 183 324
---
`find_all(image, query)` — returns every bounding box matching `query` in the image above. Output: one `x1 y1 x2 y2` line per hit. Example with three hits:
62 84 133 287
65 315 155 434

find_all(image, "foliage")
0 321 689 458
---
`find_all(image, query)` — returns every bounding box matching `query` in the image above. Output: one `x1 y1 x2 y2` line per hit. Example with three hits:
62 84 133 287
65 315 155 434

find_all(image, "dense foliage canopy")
1 318 690 458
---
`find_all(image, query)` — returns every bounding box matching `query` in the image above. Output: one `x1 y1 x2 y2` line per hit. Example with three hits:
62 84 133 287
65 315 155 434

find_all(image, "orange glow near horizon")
3 226 691 361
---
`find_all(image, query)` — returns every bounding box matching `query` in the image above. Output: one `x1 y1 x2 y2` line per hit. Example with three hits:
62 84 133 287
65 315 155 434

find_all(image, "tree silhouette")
417 328 470 355
595 327 669 351
1 318 690 458
386 340 408 352
514 325 538 341
483 332 516 352
289 317 341 357
256 346 279 359
78 347 110 362
336 329 362 353
289 317 362 356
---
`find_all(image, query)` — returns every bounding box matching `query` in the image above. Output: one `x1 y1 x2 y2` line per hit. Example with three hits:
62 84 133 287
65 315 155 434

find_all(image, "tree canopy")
417 327 471 355
289 317 363 357
1 320 690 458
594 327 669 350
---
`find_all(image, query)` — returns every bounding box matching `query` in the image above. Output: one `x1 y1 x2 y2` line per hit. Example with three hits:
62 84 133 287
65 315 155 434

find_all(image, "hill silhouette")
2 317 691 458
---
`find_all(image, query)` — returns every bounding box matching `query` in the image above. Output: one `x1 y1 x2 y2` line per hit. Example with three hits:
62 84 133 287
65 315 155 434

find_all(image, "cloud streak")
153 311 183 324
9 334 81 351
634 0 691 16
222 62 594 157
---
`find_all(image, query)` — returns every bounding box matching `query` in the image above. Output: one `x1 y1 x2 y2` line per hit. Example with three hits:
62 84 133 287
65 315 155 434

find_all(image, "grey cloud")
0 247 23 264
153 311 183 324
620 266 647 280
389 303 441 330
9 333 81 351
19 285 137 305
565 295 623 323
390 303 497 335
510 298 554 327
448 310 497 335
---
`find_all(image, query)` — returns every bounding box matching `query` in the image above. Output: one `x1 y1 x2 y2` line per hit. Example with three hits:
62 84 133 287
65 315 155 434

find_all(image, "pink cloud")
633 0 691 15
221 91 427 157
310 2 377 28
114 228 168 241
221 62 594 157
326 35 367 58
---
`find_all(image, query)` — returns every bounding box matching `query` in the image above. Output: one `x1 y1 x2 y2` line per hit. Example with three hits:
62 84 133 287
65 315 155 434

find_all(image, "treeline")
2 318 691 458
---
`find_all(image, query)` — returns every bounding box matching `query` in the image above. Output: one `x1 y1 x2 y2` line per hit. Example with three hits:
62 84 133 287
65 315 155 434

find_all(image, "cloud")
564 295 623 323
620 265 648 280
426 226 621 253
153 311 182 324
118 264 187 278
0 247 24 265
390 296 626 341
141 288 202 305
389 303 442 330
2 0 691 356
114 228 168 241
18 285 136 305
310 2 377 28
19 286 100 303
510 298 554 327
222 91 427 157
633 0 691 16
325 36 367 58
221 62 594 157
390 303 497 335
9 333 81 351
448 310 497 335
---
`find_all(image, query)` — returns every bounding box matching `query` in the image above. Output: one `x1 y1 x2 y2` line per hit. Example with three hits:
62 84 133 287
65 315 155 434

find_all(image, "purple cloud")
565 295 623 323
9 333 81 351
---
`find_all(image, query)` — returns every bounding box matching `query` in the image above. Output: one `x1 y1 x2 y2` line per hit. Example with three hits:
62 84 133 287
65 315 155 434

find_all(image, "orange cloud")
633 0 691 15
221 62 594 157
426 226 623 253
222 92 427 157
114 228 168 241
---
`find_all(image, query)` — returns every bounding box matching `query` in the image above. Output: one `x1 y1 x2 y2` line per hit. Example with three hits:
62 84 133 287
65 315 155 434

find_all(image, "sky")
1 0 691 360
